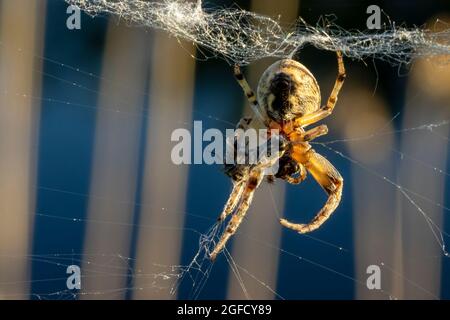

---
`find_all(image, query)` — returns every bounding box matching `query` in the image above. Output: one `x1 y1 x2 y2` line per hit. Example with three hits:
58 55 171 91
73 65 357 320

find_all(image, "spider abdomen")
257 59 321 122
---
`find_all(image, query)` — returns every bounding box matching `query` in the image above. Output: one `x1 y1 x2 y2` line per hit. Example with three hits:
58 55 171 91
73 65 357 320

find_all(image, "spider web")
65 0 450 66
0 0 449 300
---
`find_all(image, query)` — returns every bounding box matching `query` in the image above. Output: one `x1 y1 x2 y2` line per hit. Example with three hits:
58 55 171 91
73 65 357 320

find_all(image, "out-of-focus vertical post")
0 0 46 299
132 32 196 299
396 17 449 298
81 23 150 299
226 0 299 299
337 85 396 299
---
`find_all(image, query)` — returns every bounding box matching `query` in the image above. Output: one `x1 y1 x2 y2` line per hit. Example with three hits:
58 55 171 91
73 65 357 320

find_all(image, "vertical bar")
396 52 449 299
226 0 299 299
0 0 46 299
81 22 150 299
132 31 196 299
341 87 397 299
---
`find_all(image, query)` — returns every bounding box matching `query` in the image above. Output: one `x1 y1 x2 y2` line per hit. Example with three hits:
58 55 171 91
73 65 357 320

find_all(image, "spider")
209 51 346 261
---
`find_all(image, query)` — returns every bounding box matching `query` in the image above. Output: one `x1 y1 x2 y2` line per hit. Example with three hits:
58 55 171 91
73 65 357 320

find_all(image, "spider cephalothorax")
210 51 346 261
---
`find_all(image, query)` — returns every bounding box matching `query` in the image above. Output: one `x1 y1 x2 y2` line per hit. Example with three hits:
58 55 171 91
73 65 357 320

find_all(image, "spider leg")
223 116 254 180
210 169 263 261
295 51 346 128
236 117 253 130
280 150 343 233
301 124 328 142
233 64 266 124
217 180 245 222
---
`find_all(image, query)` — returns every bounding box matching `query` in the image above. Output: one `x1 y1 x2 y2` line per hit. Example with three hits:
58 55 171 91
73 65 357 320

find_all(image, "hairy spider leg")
210 169 263 260
302 124 328 142
295 51 346 128
233 64 267 125
217 180 245 222
281 149 343 233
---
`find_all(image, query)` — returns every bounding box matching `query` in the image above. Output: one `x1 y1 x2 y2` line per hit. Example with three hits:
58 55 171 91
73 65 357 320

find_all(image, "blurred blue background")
0 0 449 300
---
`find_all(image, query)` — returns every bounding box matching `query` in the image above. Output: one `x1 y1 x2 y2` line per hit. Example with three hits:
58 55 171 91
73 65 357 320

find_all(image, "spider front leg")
210 169 263 261
295 51 346 127
280 150 343 233
233 64 267 124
